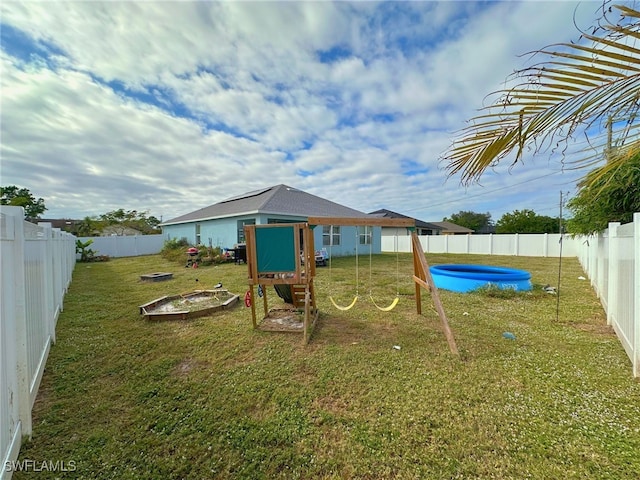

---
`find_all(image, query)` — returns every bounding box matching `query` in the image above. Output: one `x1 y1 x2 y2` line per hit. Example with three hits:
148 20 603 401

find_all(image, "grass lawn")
15 253 640 479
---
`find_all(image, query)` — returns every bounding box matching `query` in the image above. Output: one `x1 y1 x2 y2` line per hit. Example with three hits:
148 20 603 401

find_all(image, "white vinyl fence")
576 213 640 377
1 207 76 479
383 232 578 257
78 234 163 258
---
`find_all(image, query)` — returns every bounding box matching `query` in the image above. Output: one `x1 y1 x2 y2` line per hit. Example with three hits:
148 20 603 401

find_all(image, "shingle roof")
162 184 370 226
368 209 443 231
429 221 474 233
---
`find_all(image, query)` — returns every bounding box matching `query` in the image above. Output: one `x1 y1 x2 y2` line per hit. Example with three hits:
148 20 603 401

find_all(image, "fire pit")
139 289 239 320
140 272 173 282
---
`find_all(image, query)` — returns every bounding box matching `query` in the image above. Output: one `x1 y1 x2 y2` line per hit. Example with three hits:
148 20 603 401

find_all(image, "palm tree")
442 3 640 187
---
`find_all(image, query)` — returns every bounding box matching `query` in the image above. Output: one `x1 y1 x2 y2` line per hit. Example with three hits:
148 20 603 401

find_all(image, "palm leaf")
443 4 640 185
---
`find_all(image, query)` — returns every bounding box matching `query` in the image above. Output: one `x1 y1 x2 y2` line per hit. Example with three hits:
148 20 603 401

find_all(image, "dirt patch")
572 323 615 336
258 308 305 331
173 358 210 376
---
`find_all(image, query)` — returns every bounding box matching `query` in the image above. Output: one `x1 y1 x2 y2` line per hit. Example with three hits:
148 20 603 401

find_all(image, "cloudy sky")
1 0 608 224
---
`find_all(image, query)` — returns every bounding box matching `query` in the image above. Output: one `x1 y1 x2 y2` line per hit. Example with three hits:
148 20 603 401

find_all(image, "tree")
443 210 493 232
0 185 47 218
566 148 640 234
496 209 560 234
98 209 161 235
442 3 640 191
75 216 101 236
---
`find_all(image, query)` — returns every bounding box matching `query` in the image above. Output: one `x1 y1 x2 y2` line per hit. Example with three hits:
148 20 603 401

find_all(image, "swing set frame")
244 217 458 354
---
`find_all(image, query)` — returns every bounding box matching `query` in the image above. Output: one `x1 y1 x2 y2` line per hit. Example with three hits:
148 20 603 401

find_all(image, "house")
429 221 474 235
160 184 384 256
34 218 81 234
368 209 443 237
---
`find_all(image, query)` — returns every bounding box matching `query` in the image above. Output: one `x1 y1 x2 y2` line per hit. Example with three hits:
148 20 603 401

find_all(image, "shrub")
160 238 190 263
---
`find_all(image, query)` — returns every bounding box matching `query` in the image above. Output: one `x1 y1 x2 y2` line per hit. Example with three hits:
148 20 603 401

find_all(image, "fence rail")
1 207 76 480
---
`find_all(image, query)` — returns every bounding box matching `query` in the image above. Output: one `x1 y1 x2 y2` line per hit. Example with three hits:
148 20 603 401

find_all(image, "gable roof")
368 209 443 231
429 221 474 234
162 184 370 226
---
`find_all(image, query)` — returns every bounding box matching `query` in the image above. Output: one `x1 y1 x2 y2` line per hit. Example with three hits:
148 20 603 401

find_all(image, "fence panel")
383 233 578 257
606 220 638 376
575 213 639 377
78 234 164 258
1 207 76 480
23 223 51 408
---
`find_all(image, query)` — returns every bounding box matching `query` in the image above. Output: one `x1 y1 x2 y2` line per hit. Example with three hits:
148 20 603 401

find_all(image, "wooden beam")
411 232 459 356
412 275 431 291
307 216 415 227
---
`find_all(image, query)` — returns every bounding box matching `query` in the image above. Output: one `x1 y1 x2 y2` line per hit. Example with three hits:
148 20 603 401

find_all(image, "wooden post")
249 284 257 329
412 232 459 356
261 285 269 318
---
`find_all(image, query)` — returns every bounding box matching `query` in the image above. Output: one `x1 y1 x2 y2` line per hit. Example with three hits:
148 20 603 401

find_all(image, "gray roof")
162 184 370 226
368 209 443 231
429 221 474 233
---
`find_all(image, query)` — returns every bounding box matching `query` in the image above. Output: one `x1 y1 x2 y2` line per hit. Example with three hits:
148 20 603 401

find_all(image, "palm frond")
443 4 640 185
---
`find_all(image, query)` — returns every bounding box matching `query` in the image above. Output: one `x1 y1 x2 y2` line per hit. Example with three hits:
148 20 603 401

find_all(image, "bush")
160 238 190 263
160 239 229 266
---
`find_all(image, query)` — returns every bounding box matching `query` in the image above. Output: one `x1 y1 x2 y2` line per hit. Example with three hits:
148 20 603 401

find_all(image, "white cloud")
0 0 604 223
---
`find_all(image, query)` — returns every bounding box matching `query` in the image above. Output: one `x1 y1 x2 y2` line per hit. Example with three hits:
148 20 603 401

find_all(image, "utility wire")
403 170 565 213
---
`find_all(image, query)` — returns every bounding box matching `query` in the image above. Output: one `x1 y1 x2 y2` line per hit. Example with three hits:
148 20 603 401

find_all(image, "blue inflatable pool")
429 264 532 293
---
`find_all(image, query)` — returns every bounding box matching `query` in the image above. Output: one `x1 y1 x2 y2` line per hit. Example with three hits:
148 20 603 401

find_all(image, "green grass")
15 253 640 479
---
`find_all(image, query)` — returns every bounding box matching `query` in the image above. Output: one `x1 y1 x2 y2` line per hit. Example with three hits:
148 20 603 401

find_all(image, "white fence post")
634 213 640 377
1 209 24 476
606 222 621 327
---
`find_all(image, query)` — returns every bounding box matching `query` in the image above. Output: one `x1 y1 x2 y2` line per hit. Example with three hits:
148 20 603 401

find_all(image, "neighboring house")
368 209 443 237
35 218 81 234
100 225 145 236
160 184 384 256
429 221 474 235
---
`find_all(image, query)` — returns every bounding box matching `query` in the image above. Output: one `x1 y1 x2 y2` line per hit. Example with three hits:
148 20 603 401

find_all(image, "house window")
195 223 201 245
358 226 372 245
322 225 340 246
237 219 255 243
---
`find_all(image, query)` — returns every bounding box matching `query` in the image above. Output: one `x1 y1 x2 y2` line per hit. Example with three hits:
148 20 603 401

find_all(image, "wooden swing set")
243 217 458 354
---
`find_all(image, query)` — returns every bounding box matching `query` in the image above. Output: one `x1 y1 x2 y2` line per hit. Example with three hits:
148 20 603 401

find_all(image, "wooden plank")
249 284 257 329
412 232 459 356
412 275 431 291
307 216 414 227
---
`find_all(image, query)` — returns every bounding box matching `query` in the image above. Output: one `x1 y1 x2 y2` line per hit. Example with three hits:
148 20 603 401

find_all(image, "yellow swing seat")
369 295 399 312
329 295 358 311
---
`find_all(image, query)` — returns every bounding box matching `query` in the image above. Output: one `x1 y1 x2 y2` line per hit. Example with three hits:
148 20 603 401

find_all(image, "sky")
0 0 610 225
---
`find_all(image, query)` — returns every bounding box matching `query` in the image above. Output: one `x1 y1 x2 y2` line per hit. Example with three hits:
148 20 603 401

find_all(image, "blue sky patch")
317 45 352 64
401 159 429 177
1 23 66 67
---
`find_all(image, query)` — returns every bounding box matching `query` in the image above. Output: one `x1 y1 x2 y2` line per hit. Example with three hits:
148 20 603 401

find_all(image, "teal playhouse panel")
255 226 296 273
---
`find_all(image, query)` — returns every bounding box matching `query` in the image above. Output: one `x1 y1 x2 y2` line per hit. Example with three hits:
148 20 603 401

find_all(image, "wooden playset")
243 217 458 354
